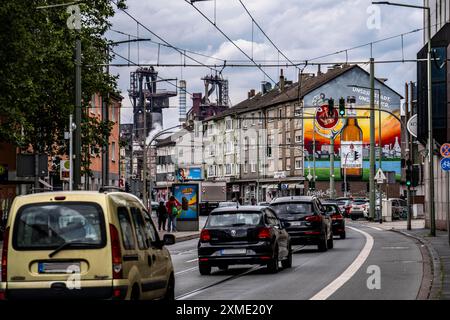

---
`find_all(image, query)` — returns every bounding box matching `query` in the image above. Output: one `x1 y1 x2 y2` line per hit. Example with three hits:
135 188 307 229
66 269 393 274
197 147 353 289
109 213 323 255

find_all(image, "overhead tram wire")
184 0 277 85
237 0 301 72
111 50 195 97
110 0 221 74
109 29 226 63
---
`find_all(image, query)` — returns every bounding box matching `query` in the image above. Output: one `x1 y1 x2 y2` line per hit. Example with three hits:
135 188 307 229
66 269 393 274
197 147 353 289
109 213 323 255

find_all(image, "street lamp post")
372 1 434 235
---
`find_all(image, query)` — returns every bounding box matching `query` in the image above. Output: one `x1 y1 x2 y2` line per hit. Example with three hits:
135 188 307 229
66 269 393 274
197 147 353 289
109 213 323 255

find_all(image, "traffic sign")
440 143 450 158
440 158 450 171
374 168 386 184
406 114 417 138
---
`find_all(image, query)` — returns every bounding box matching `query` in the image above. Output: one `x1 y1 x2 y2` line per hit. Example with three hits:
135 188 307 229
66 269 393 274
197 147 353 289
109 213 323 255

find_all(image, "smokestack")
279 69 285 91
179 80 187 123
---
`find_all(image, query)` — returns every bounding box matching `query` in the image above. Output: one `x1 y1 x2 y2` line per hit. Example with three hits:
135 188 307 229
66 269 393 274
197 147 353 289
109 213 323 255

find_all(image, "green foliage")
0 0 123 175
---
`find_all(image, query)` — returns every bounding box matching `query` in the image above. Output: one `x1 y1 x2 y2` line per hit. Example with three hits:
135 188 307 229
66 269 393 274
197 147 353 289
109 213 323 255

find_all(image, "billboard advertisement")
172 184 199 221
177 167 202 181
303 67 402 181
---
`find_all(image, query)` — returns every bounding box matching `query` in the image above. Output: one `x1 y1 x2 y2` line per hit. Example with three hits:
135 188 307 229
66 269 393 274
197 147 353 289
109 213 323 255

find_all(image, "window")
295 130 302 143
251 163 257 173
111 106 116 122
267 110 274 122
286 158 291 171
207 212 262 227
242 116 248 128
278 108 283 120
226 119 233 130
225 164 232 175
14 203 105 250
111 142 116 161
295 157 303 170
258 111 263 123
130 208 148 250
265 209 280 227
244 137 249 151
117 207 135 250
143 211 159 243
251 113 255 125
244 161 249 173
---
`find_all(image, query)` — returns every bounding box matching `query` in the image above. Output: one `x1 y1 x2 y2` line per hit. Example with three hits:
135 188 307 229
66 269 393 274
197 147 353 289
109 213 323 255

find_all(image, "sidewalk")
357 218 450 300
152 214 206 243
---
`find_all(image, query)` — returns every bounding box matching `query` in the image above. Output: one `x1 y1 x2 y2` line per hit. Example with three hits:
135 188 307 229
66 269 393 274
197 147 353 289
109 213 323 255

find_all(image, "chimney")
251 89 255 97
279 69 285 91
248 89 256 99
299 72 315 83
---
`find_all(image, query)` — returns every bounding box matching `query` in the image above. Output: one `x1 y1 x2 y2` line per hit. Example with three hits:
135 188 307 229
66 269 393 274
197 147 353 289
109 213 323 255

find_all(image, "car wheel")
162 274 175 301
218 265 229 271
318 236 328 252
267 246 279 273
350 215 357 221
199 263 211 275
340 232 346 239
281 245 292 269
327 233 334 249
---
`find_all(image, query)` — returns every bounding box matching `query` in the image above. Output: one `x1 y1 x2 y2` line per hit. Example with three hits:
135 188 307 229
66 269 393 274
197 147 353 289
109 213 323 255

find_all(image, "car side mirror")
163 234 176 246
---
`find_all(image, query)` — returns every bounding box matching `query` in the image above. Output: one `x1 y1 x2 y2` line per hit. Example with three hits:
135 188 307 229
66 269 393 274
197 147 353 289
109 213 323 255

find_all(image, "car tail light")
109 224 123 279
305 215 322 222
1 227 9 283
200 229 211 242
260 256 271 260
258 227 271 239
199 258 209 262
332 215 343 220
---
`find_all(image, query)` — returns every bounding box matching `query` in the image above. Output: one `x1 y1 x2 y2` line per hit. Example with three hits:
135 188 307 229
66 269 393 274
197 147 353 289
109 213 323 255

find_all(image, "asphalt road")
169 221 424 300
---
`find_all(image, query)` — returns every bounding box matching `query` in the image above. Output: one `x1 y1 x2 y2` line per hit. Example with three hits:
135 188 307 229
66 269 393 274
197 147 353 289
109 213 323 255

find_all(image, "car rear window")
13 202 105 250
324 205 340 214
270 202 314 218
207 211 262 227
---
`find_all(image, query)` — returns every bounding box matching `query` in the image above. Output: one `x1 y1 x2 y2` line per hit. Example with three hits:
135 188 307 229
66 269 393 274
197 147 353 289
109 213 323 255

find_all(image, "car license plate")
289 221 302 226
38 262 81 274
221 249 246 255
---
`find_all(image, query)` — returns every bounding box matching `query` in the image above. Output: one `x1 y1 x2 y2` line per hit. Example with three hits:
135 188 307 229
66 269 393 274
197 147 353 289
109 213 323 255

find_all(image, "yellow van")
0 189 175 300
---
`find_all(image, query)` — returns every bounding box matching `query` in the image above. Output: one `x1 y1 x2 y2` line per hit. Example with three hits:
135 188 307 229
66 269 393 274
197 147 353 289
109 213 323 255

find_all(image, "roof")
204 65 356 121
270 196 316 203
210 205 268 213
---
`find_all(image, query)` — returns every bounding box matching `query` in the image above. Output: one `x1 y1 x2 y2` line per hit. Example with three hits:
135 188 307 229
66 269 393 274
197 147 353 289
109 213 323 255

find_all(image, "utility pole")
73 37 82 190
330 136 335 198
369 58 376 220
405 83 412 231
69 114 74 191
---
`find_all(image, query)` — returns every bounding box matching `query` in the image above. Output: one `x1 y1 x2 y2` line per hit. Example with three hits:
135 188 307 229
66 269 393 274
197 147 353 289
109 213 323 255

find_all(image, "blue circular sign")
440 158 450 171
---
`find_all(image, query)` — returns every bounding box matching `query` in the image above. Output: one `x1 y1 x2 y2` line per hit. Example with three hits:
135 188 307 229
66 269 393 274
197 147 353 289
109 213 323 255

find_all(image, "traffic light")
328 98 335 117
339 97 345 116
309 180 315 190
405 167 412 187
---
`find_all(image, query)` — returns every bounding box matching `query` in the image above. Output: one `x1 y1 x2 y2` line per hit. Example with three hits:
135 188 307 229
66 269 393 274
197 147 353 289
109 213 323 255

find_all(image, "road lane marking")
175 266 198 275
309 226 374 300
176 265 263 300
185 258 198 263
368 226 383 231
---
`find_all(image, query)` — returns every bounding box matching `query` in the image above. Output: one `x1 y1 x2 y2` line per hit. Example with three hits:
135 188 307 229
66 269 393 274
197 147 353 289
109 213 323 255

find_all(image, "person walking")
166 196 179 232
156 201 168 231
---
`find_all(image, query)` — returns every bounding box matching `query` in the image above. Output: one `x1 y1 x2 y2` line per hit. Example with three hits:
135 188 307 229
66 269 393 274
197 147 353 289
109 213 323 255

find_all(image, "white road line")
368 226 383 231
185 258 198 263
309 226 374 300
175 266 198 275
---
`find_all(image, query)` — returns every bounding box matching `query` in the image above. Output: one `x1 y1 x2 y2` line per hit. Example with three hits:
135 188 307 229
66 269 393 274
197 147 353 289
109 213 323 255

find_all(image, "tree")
0 0 126 175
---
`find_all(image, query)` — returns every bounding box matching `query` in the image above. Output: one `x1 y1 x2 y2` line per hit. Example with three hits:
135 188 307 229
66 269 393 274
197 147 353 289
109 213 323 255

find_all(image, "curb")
174 233 200 242
390 229 441 300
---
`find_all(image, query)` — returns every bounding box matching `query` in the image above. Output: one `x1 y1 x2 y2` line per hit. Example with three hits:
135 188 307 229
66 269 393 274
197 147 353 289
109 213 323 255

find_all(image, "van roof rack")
99 186 124 193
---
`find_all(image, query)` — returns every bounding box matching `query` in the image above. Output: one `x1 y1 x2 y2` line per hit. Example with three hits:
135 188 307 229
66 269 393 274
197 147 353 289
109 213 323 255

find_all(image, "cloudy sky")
107 0 424 128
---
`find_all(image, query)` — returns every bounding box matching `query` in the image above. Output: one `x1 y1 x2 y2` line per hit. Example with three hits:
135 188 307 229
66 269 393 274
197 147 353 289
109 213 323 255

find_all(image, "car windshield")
14 202 105 250
207 211 262 227
270 202 313 218
353 200 367 205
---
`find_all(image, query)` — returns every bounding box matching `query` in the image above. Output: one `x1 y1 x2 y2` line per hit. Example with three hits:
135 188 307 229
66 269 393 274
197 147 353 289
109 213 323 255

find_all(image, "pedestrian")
156 201 168 231
166 196 179 232
251 197 257 206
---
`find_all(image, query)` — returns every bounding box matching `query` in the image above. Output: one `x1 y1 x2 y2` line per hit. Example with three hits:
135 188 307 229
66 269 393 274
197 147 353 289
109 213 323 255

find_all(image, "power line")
237 0 301 72
110 0 221 73
111 49 194 97
184 0 277 85
109 29 226 62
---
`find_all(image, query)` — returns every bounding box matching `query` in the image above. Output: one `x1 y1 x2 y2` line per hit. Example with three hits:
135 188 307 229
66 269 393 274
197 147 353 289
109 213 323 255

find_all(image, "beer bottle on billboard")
340 96 363 180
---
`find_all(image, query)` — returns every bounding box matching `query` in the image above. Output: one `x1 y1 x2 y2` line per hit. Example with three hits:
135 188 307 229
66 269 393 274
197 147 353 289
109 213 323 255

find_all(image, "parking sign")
440 158 450 171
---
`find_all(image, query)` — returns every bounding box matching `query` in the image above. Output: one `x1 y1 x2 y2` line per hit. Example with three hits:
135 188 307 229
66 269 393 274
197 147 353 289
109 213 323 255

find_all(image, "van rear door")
7 202 112 299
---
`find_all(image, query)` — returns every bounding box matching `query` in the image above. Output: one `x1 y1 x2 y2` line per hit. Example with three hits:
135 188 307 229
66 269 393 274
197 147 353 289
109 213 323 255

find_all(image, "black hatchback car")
269 196 333 252
198 206 292 275
323 202 346 239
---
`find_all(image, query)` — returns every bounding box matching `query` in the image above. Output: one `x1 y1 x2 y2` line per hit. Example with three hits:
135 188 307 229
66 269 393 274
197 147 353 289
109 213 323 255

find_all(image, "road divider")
309 226 374 300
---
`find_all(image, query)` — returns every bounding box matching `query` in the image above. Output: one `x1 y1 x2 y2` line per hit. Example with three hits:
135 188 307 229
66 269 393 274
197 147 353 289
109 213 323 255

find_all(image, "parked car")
257 202 270 207
349 198 368 220
269 196 333 252
322 202 346 239
198 206 292 274
0 189 176 300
